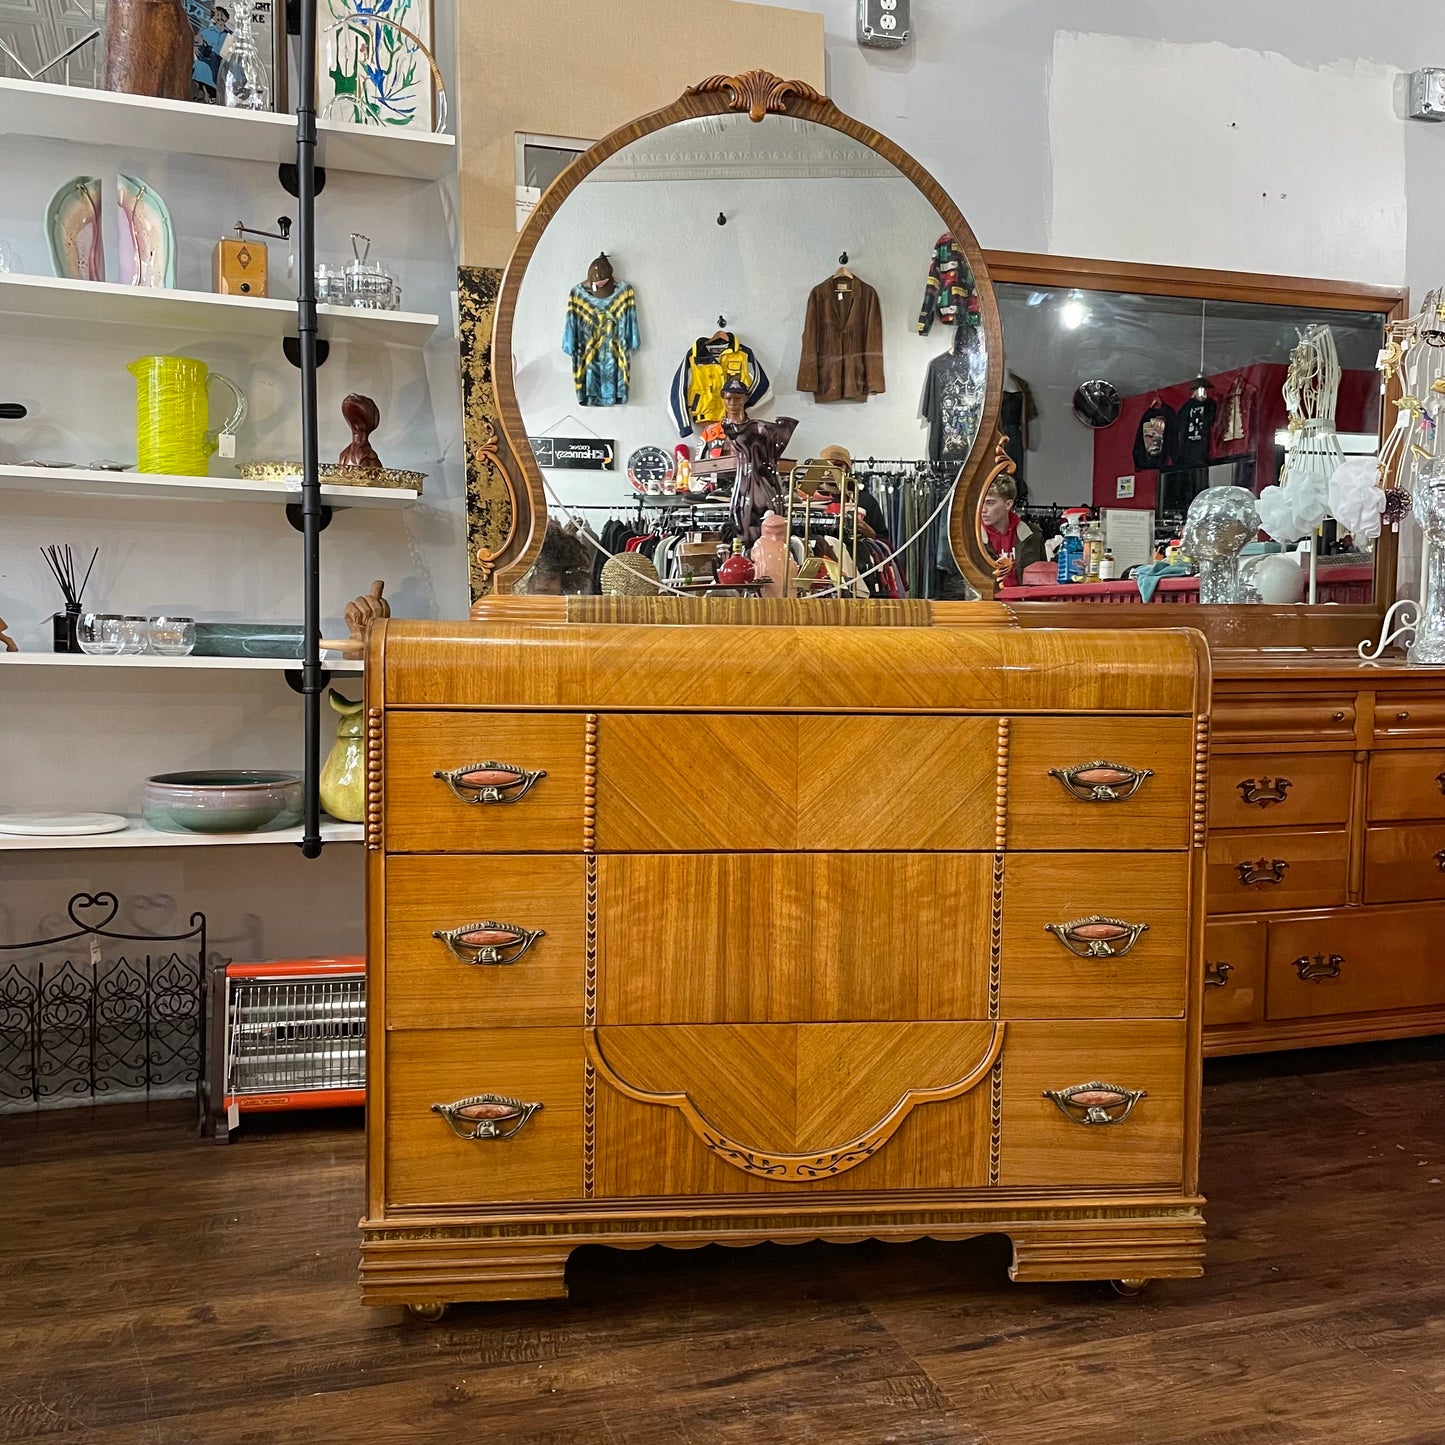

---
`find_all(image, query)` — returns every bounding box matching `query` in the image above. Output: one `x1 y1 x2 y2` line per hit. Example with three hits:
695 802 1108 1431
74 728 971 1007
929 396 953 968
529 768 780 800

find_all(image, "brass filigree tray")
238 461 426 493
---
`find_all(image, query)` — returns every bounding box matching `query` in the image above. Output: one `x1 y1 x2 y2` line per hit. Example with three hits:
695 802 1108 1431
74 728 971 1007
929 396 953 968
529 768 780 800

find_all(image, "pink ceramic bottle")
750 511 796 598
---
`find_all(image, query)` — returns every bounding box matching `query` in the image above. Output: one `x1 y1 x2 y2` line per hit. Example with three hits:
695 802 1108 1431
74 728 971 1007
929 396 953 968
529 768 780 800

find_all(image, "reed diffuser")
41 544 98 654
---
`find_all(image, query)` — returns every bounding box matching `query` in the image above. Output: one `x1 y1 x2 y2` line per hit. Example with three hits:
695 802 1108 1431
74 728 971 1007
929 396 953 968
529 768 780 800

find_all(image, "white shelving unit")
0 654 363 672
0 464 419 509
0 75 454 181
0 273 439 346
0 818 363 851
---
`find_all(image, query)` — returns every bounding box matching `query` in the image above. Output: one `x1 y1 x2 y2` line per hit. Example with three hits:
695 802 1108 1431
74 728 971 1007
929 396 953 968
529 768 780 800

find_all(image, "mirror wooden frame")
478 69 1005 598
982 251 1411 651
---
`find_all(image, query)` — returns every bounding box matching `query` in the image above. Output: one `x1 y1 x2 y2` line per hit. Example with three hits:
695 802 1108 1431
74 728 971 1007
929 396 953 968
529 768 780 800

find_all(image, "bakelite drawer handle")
432 1094 542 1141
1294 953 1343 983
1048 761 1153 803
432 921 545 967
1204 960 1233 988
1044 1082 1147 1127
433 760 546 805
1237 777 1292 808
1044 916 1148 959
1236 858 1288 887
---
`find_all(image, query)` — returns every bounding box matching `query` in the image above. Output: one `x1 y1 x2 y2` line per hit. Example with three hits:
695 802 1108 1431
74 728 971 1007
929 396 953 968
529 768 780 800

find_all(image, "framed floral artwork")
317 0 434 130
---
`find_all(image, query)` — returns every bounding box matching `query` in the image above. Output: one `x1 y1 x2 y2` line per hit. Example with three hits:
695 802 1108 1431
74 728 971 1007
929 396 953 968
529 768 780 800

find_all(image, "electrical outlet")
1408 69 1445 121
858 0 911 50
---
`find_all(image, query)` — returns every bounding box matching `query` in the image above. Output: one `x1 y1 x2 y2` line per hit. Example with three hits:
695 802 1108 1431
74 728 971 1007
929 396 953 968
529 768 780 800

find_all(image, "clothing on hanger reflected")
563 282 640 405
918 233 981 335
1133 398 1176 471
797 272 885 402
669 333 771 435
921 332 986 464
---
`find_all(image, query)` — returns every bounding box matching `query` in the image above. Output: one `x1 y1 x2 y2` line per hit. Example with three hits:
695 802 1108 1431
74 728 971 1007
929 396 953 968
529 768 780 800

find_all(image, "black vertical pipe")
297 0 323 859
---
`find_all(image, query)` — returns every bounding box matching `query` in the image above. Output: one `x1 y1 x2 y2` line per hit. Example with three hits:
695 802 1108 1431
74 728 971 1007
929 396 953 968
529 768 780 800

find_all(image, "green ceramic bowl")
143 771 303 834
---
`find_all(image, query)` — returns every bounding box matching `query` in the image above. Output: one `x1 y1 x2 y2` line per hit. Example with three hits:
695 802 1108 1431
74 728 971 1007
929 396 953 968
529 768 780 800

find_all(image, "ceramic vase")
320 690 366 821
750 511 797 599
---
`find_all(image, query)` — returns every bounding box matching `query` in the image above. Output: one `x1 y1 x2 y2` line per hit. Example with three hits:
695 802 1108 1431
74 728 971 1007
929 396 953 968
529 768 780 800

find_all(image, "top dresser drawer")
1213 694 1355 745
386 712 586 853
1373 694 1445 742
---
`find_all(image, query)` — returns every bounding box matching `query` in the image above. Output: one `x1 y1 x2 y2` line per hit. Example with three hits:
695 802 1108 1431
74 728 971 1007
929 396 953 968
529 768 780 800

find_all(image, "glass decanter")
220 0 272 112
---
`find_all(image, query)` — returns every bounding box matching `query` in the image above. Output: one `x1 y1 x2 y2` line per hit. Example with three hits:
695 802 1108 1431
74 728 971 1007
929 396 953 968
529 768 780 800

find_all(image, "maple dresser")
360 601 1210 1315
1204 654 1445 1054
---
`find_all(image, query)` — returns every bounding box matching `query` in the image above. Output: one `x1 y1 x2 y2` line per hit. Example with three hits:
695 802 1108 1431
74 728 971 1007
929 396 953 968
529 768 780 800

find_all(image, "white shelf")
0 76 454 180
0 464 419 509
0 653 363 672
0 273 439 346
0 817 363 851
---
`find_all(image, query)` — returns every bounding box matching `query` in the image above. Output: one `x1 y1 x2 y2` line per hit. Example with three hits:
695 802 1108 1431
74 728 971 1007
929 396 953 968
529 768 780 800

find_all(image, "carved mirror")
477 71 1005 601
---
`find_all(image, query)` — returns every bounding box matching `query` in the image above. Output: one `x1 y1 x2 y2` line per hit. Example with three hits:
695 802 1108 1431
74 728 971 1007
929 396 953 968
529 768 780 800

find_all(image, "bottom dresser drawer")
1202 921 1265 1027
1364 824 1445 905
998 1021 1186 1189
385 1029 583 1207
1207 829 1348 914
1266 905 1445 1020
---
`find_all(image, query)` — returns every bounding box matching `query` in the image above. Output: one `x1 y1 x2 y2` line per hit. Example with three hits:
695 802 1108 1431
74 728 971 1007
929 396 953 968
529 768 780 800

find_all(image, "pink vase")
750 511 796 599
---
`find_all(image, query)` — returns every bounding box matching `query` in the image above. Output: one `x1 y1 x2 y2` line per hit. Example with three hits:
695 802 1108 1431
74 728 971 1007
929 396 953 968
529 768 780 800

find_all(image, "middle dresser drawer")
1206 829 1348 914
1208 751 1353 830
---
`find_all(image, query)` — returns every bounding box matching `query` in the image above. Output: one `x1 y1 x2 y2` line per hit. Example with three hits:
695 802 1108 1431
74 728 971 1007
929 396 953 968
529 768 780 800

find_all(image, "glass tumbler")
147 616 196 657
117 616 150 655
77 613 125 656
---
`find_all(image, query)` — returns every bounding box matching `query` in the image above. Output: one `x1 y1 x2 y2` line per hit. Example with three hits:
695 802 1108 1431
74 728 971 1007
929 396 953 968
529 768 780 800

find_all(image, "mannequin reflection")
584 252 617 298
724 374 797 546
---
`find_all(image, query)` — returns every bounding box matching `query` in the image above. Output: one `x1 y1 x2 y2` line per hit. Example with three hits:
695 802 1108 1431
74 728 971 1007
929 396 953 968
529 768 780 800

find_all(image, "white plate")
0 811 130 836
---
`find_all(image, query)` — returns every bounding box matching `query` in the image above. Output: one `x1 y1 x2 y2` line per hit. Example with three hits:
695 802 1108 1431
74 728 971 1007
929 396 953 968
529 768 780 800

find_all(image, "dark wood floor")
3 1042 1445 1444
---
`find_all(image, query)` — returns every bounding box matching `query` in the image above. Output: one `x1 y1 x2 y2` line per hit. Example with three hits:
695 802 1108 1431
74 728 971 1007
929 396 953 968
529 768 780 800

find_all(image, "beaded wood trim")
1193 715 1211 848
583 715 598 851
994 717 1010 850
365 706 383 850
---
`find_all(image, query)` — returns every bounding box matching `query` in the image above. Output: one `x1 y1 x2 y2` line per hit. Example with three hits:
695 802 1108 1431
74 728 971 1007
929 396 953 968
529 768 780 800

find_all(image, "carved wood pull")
1236 858 1288 887
1237 777 1292 808
1044 916 1149 959
1043 1082 1147 1126
432 1094 542 1141
433 760 546 805
1203 961 1233 988
1048 761 1153 803
1294 954 1343 983
432 921 545 967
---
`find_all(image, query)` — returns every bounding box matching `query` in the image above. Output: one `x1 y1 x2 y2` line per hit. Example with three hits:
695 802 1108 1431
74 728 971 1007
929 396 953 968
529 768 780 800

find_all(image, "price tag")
218 433 236 459
227 1102 240 1131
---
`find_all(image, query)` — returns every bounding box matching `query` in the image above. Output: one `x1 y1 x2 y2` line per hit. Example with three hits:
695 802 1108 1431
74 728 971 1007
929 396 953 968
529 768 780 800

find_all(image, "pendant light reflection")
1059 292 1089 330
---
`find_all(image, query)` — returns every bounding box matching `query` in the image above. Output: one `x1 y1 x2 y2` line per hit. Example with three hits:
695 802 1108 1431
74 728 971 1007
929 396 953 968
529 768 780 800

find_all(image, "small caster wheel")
406 1302 449 1322
1110 1278 1149 1298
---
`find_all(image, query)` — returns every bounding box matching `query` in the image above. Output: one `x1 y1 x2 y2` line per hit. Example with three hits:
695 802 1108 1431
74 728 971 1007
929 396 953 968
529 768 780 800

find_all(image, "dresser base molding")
1204 1006 1445 1058
358 1196 1206 1307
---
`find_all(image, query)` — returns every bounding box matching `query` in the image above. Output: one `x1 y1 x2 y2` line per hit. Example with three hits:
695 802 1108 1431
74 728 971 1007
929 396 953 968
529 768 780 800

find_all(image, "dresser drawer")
385 712 586 854
997 1021 1186 1187
594 714 996 852
1208 752 1353 830
384 1028 583 1207
1364 824 1445 905
1265 905 1445 1020
999 853 1188 1019
1202 921 1264 1027
596 853 992 1023
1006 717 1194 851
1373 694 1445 741
1368 750 1445 822
383 856 586 1028
1206 829 1348 914
1213 694 1355 745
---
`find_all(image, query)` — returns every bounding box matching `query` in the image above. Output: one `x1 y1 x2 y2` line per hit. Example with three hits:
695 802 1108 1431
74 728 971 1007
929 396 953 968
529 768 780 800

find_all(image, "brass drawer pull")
1043 1081 1147 1126
433 760 546 805
1203 960 1233 988
433 921 545 966
1048 761 1153 803
1236 858 1288 887
1435 850 1445 873
1294 953 1343 983
1044 915 1148 959
1237 776 1292 808
1435 771 1445 795
432 1094 542 1141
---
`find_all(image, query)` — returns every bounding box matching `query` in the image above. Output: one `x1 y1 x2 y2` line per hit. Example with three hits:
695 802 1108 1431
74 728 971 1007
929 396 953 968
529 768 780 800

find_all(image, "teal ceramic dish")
143 771 303 834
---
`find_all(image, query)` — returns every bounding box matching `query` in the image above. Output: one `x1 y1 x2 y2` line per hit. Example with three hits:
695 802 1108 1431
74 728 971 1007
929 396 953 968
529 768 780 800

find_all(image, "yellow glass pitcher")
128 355 247 476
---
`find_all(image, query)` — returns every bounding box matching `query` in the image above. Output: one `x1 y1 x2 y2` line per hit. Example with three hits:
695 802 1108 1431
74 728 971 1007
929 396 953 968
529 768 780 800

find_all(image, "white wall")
513 167 958 509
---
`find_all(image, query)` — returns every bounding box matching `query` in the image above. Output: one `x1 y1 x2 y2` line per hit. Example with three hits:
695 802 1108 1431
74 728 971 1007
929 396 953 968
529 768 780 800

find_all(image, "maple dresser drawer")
1213 694 1355 746
594 713 997 853
1206 829 1348 915
1005 716 1194 852
1202 921 1265 1027
596 853 992 1023
385 1028 583 1208
385 711 587 854
383 856 586 1028
1208 752 1353 831
1368 750 1445 822
1265 905 1445 1020
999 853 1189 1019
997 1021 1187 1188
1363 824 1445 905
1373 694 1445 742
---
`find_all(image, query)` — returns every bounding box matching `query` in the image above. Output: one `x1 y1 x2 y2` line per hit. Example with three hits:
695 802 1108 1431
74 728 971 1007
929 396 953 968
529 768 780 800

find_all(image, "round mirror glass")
507 110 992 599
1072 379 1121 429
